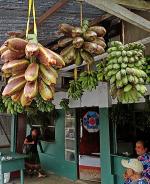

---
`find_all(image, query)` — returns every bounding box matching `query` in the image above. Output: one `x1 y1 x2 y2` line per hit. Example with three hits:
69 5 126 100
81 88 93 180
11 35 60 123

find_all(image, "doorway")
76 107 101 182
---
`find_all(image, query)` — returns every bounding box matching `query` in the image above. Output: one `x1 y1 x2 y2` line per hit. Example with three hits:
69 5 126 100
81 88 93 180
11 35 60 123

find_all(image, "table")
0 152 26 184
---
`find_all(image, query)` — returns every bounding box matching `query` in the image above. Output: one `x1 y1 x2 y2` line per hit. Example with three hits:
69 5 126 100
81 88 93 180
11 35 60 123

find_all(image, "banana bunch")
143 56 150 84
0 37 65 113
96 61 106 81
105 41 147 103
0 94 6 113
68 80 83 100
59 98 69 111
2 96 23 114
58 20 106 66
79 71 98 91
35 96 55 112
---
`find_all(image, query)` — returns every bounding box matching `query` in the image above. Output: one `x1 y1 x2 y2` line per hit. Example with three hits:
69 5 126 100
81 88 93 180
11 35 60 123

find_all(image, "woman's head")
135 140 148 156
31 128 38 137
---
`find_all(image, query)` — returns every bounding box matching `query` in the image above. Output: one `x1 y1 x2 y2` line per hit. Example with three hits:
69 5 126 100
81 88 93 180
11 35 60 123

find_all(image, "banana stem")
74 67 78 81
30 56 36 63
87 63 90 74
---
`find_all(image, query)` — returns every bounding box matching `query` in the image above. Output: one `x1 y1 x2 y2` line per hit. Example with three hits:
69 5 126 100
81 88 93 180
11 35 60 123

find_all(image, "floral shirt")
125 178 148 184
130 178 148 184
138 153 150 182
124 153 150 184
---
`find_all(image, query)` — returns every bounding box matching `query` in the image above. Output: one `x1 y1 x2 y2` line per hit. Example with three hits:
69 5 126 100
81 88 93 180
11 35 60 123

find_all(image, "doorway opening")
76 107 101 182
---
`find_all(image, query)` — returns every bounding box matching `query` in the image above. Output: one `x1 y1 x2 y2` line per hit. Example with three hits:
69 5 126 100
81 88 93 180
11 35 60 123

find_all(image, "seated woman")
124 140 150 184
121 158 148 184
135 140 150 183
23 128 46 178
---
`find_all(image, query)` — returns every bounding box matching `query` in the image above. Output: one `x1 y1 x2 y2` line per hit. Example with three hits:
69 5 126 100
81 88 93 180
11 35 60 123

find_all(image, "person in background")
124 140 150 184
24 128 46 178
122 159 148 184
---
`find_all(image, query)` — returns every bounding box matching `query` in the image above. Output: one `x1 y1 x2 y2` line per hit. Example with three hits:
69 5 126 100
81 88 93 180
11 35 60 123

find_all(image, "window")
28 111 56 142
41 120 55 142
109 101 150 157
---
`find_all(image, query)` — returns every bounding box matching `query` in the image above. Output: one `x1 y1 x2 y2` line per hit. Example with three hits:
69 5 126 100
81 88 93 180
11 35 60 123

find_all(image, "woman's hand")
123 171 129 180
24 138 34 145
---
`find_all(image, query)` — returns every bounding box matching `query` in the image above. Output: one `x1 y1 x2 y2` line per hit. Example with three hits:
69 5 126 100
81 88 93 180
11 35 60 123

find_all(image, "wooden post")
11 115 17 153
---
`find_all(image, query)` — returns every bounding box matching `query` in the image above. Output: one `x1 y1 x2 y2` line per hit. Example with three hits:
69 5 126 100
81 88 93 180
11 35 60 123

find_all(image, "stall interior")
109 100 150 157
76 107 100 182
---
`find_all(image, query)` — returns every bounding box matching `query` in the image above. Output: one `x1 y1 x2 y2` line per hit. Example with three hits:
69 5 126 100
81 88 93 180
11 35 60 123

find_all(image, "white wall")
53 83 150 109
53 82 110 109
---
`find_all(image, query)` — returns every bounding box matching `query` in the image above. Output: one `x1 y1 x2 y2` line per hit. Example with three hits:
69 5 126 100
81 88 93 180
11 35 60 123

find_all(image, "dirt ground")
13 173 100 184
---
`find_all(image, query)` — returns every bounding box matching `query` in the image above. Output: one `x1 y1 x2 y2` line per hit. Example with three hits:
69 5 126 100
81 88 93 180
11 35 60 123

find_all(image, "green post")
100 108 114 184
11 115 17 153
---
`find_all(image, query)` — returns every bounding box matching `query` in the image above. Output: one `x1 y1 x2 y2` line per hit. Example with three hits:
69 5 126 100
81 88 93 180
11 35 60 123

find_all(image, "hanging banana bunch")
105 41 147 103
58 0 106 100
143 56 150 84
0 0 65 114
58 20 106 66
78 70 98 91
96 60 106 82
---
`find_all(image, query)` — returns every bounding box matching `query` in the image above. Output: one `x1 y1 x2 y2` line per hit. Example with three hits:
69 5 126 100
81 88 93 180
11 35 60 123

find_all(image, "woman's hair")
30 127 39 135
136 140 149 150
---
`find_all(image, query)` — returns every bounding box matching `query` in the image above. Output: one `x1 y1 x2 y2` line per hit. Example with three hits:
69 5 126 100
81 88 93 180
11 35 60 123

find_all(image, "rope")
80 1 83 27
32 0 37 36
26 0 37 39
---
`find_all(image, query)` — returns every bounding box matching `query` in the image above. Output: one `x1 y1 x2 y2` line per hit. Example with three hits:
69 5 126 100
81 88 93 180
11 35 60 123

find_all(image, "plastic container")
0 173 10 183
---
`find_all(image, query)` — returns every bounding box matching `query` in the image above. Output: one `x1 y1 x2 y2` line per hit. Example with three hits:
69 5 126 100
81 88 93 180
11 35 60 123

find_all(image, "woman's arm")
24 138 34 145
38 140 44 153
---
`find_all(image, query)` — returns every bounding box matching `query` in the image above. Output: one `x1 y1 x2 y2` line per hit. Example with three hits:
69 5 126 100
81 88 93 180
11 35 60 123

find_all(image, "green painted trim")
100 108 114 184
11 115 17 153
37 109 78 180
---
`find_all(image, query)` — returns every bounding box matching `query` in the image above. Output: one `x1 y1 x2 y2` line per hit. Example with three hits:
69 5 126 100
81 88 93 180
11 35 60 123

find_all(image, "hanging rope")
26 0 37 39
74 0 84 81
122 21 125 45
80 0 83 27
32 0 37 36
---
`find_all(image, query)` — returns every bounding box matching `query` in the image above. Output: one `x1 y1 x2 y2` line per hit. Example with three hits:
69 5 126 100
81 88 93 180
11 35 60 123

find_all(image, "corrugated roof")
0 0 105 45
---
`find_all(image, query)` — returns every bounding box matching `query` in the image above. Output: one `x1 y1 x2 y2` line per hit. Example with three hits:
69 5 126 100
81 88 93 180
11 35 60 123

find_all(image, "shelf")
65 149 75 153
65 117 75 120
65 127 75 130
65 138 75 140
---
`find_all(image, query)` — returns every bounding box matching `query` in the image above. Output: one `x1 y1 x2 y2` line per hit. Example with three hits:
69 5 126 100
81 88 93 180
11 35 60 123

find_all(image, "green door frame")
100 108 114 184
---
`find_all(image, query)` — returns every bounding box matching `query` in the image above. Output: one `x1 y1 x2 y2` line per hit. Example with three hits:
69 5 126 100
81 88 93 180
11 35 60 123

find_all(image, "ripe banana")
25 63 39 82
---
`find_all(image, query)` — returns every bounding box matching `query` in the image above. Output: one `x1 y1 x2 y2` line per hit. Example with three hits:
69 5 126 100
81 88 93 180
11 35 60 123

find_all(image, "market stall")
0 1 150 184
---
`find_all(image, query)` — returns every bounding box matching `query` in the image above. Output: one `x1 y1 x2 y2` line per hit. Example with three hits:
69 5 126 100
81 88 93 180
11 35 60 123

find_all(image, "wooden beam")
20 0 69 37
61 36 150 72
89 13 112 26
112 0 150 10
136 36 150 45
35 0 69 26
84 0 150 32
61 53 108 72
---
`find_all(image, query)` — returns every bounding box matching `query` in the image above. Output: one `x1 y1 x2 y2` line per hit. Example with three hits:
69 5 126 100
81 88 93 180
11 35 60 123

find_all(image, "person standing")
23 128 46 178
